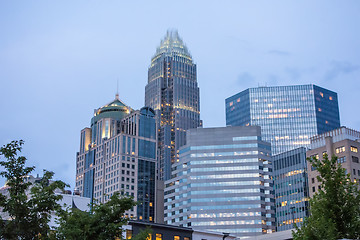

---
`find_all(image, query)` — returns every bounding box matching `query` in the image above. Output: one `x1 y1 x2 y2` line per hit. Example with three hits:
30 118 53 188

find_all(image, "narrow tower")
145 30 201 180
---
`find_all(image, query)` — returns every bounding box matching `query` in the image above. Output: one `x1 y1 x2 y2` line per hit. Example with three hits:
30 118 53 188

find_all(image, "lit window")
351 146 358 153
335 146 346 154
126 230 132 239
174 236 180 240
149 202 153 207
156 234 162 240
329 96 333 100
149 216 153 221
320 92 324 97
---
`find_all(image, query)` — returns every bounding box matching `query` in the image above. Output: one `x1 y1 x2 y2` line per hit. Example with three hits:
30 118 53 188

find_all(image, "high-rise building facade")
307 126 360 198
75 95 160 222
225 84 340 155
164 126 275 238
145 30 201 181
273 147 309 231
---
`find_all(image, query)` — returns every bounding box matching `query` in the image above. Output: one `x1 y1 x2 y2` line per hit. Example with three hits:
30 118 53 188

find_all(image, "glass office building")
145 30 201 181
164 126 275 238
226 84 340 155
273 147 309 231
75 95 159 222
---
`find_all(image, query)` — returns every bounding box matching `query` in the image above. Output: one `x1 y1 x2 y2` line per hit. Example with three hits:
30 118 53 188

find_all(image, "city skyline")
1 1 360 188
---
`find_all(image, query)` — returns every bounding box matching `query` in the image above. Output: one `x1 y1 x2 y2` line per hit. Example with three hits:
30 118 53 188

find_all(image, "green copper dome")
91 94 131 125
152 30 193 62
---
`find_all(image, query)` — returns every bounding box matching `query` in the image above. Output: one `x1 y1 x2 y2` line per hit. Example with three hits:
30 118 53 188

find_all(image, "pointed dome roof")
91 94 132 124
152 30 192 61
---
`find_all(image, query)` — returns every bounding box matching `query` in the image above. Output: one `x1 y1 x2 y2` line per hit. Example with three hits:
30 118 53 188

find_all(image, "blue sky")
1 1 359 188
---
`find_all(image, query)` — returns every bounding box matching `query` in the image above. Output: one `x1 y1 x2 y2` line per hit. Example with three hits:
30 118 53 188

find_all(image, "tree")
56 192 137 240
131 227 152 240
293 154 360 240
0 140 67 239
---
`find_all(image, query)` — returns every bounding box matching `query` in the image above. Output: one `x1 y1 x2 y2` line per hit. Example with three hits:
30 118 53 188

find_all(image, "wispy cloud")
324 61 360 81
237 72 255 86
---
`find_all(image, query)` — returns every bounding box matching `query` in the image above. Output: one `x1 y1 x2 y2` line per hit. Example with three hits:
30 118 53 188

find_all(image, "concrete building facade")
75 95 160 222
307 126 360 197
164 126 275 238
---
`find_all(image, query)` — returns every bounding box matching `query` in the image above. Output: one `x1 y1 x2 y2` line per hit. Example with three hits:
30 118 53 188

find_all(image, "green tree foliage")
56 192 137 240
293 154 360 240
132 227 152 240
0 140 67 239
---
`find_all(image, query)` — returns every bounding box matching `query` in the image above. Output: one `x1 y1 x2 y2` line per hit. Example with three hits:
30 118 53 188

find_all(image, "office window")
312 187 315 192
351 146 358 153
174 236 180 240
184 238 190 240
311 178 315 184
335 146 346 154
338 157 346 163
156 234 162 240
352 156 359 163
353 169 356 175
126 230 132 240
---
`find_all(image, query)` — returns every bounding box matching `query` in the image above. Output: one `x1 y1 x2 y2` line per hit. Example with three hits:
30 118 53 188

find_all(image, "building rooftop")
152 30 192 62
310 126 360 149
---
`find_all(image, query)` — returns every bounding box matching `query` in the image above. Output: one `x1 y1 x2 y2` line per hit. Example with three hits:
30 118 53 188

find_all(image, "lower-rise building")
164 126 275 238
307 126 360 197
273 147 309 231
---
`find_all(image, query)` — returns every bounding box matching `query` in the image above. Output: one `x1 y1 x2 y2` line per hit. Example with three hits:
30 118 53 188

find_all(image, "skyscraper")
225 84 340 155
75 95 160 222
145 30 201 181
164 126 275 238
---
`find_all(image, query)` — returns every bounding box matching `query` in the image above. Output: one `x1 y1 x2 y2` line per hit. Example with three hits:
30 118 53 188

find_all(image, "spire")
115 79 119 100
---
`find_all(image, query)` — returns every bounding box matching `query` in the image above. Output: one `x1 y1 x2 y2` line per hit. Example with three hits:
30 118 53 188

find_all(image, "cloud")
324 61 360 81
267 50 291 56
237 72 255 86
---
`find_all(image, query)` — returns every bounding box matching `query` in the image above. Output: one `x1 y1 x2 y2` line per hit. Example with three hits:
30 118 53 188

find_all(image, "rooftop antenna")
115 79 119 100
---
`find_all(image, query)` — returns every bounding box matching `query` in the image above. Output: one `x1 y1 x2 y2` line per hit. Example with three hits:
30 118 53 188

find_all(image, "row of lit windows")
336 146 346 154
191 196 261 203
190 204 261 210
275 188 304 199
188 158 259 165
189 143 258 150
190 165 259 172
275 169 304 180
277 198 309 208
190 188 261 195
190 173 260 180
190 212 261 219
191 220 262 226
190 151 259 158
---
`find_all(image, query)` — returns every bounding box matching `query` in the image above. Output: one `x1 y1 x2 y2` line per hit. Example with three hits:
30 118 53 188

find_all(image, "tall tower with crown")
145 30 201 180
